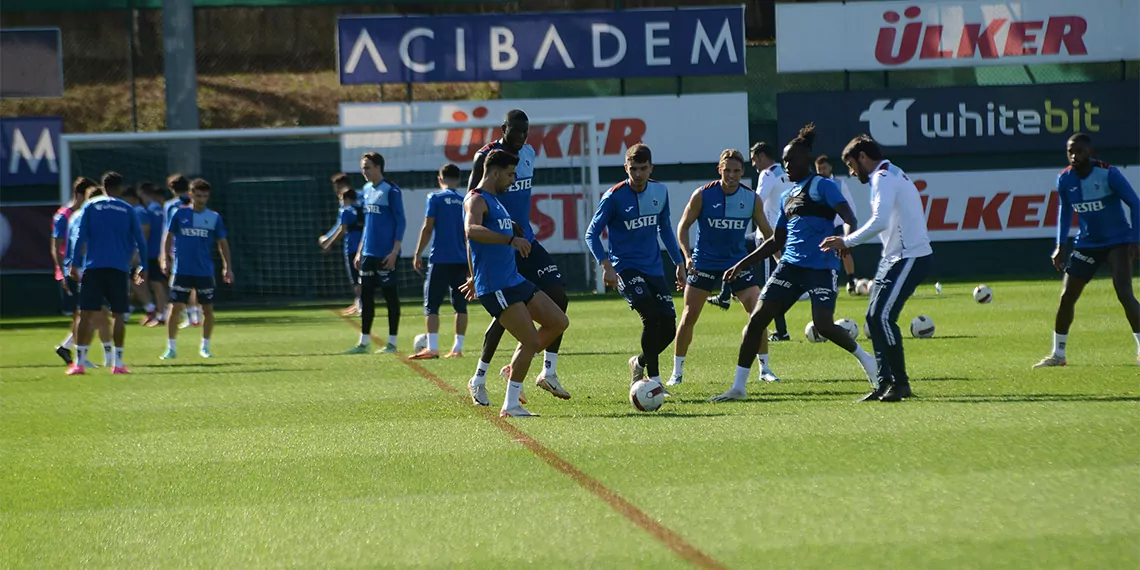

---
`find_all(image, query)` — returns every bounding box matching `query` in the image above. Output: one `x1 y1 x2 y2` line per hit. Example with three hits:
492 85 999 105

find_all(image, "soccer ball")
804 321 826 343
856 278 872 296
910 315 936 338
973 284 993 304
413 333 429 352
629 379 666 412
835 318 859 340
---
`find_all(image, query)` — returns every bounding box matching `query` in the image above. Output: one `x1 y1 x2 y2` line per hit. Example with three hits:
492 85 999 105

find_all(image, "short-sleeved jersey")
467 189 526 296
51 205 74 279
70 196 147 273
475 141 537 242
167 207 227 277
163 195 191 228
361 180 406 259
145 202 164 259
1056 161 1140 248
338 204 364 257
778 175 847 270
425 188 467 264
64 209 84 272
758 163 793 229
692 181 756 271
585 180 683 276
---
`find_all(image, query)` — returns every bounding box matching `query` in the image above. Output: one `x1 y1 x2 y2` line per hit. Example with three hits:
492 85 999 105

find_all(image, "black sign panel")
777 82 1140 156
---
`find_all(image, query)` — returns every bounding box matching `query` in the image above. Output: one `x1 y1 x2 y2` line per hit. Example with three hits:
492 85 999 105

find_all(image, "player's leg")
68 271 103 374
197 277 217 358
733 270 778 382
522 241 568 383
132 273 156 325
413 263 444 359
809 269 877 388
447 266 469 357
867 255 930 401
379 282 401 354
343 255 360 316
147 259 167 326
1106 245 1140 363
106 269 131 373
710 295 788 402
96 307 114 367
504 289 571 407
1036 248 1098 367
163 274 191 359
766 258 790 340
669 271 713 385
622 272 676 385
183 289 200 328
346 257 378 353
55 278 78 364
843 254 857 295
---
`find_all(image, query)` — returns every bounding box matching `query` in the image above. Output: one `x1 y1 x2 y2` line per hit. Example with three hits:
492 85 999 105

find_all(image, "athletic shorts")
687 266 761 293
79 268 130 313
147 259 165 283
424 262 469 316
617 269 675 317
359 255 396 289
344 254 360 288
58 277 79 314
478 280 538 320
170 274 216 304
1065 245 1126 282
517 240 564 290
759 261 838 311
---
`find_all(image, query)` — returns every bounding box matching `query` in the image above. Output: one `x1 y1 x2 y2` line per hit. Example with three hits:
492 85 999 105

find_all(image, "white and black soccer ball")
973 284 993 304
856 278 873 296
629 379 666 412
835 318 859 340
413 333 429 352
910 315 936 338
804 321 826 343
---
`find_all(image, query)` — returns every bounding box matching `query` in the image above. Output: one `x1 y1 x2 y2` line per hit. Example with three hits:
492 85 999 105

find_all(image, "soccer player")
465 110 570 393
816 155 858 294
319 175 364 316
461 150 570 416
52 177 110 366
584 144 685 387
1033 133 1140 367
711 124 877 402
141 182 168 326
163 174 200 329
671 149 778 387
821 134 934 402
64 185 116 368
66 179 148 375
160 179 234 359
344 152 405 354
121 184 158 323
410 163 469 359
319 173 363 316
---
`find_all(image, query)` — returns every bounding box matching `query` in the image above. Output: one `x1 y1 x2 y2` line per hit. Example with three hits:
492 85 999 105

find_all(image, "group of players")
51 173 233 374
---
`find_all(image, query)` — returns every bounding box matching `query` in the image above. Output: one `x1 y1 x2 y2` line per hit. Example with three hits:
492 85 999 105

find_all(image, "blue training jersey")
163 195 191 228
475 140 537 242
64 209 84 272
692 181 755 271
361 180 406 258
70 196 147 273
585 179 683 276
468 189 526 297
338 204 364 258
167 207 227 277
1056 162 1140 248
145 202 164 260
426 188 467 264
777 175 847 270
324 192 365 242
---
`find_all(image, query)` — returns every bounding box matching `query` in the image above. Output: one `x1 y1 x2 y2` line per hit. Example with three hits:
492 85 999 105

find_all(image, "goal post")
58 118 604 304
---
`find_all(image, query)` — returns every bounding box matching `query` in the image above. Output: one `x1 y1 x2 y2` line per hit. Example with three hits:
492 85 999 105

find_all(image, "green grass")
2 279 1138 568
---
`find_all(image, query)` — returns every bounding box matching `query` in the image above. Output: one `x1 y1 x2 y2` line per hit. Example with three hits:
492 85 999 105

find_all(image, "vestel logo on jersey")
706 218 747 230
443 106 645 163
875 5 1088 66
624 215 658 230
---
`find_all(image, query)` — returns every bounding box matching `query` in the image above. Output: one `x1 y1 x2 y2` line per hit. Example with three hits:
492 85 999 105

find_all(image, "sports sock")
144 303 156 313
168 339 176 351
76 346 89 366
672 355 685 378
504 381 523 409
61 333 75 349
474 360 490 385
543 351 558 375
201 338 211 350
732 365 750 392
1132 332 1140 352
359 333 370 346
1053 332 1068 358
114 347 124 368
102 342 113 364
757 353 769 369
849 344 878 385
427 333 438 352
454 334 465 352
387 335 398 347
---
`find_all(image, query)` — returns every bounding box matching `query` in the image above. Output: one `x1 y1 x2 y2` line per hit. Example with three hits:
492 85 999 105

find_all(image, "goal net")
59 118 602 305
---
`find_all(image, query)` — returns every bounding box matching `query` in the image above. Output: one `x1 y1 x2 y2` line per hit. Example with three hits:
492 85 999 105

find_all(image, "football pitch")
2 279 1137 568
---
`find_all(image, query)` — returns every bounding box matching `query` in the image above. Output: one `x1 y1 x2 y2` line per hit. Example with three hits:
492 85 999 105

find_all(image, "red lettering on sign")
1042 16 1088 56
530 194 555 240
1043 190 1080 228
1007 194 1046 228
604 119 646 155
919 26 954 59
1004 21 1044 56
926 197 958 231
957 19 1006 59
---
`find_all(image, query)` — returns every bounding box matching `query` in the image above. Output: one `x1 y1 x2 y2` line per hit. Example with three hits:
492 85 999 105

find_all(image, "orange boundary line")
336 312 725 570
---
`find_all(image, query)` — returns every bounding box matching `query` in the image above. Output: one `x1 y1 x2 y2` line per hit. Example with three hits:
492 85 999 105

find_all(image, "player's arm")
131 210 148 278
821 179 859 236
386 188 406 268
322 225 346 250
467 153 485 191
160 214 176 275
68 211 90 278
658 194 684 266
750 195 774 242
730 213 787 280
1051 174 1074 270
830 174 895 250
217 238 234 283
584 192 618 287
413 217 435 275
50 214 67 276
1108 167 1140 239
676 189 703 268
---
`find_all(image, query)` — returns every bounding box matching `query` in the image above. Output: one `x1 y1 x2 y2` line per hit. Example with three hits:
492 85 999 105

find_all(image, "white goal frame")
59 118 607 293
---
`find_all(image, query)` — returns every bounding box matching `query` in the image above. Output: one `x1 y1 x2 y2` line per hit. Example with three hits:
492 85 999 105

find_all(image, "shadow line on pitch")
927 394 1140 403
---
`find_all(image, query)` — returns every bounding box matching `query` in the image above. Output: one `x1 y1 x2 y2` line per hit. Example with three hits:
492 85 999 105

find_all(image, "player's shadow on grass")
0 319 71 331
142 367 311 375
930 394 1140 403
558 350 629 356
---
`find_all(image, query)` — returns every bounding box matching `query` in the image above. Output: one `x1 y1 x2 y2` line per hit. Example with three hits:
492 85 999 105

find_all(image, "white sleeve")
843 173 895 247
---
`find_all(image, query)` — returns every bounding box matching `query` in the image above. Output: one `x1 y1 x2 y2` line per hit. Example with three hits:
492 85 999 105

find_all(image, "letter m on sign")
1 117 62 186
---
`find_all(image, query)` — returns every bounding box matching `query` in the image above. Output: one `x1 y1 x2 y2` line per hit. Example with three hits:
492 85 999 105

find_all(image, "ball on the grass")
629 379 665 412
910 315 936 338
856 279 872 296
413 333 429 352
804 321 826 343
973 284 993 304
835 318 859 340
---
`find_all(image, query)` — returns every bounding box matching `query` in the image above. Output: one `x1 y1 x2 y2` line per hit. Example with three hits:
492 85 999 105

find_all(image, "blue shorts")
424 262 469 315
478 280 538 319
759 261 838 311
170 274 216 304
344 254 360 288
617 269 675 316
79 268 130 313
687 266 761 293
517 240 564 290
1065 245 1124 282
360 256 396 289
